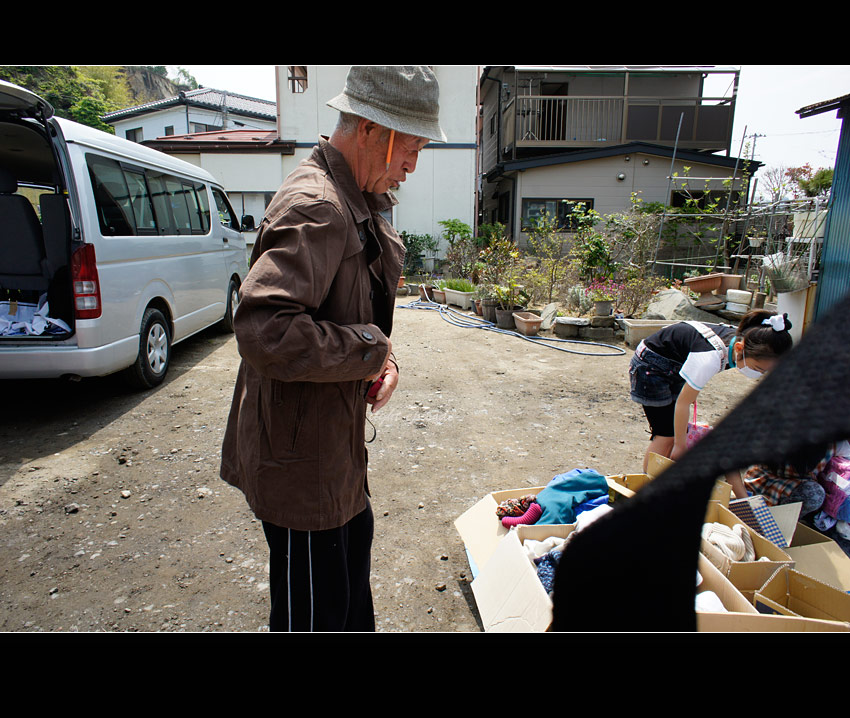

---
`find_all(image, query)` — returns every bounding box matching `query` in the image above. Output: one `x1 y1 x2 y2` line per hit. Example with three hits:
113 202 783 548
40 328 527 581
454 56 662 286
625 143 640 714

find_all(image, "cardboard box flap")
471 529 553 632
786 522 850 592
646 451 674 477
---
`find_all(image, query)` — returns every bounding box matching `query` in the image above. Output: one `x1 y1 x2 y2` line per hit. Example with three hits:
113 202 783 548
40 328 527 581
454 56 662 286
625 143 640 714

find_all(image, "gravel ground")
0 294 750 633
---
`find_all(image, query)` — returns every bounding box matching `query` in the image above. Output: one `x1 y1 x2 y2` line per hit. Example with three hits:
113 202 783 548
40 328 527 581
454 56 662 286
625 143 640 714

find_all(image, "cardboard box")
696 552 758 616
754 566 850 625
701 502 794 599
454 486 547 578
785 522 850 592
470 523 578 632
697 611 850 632
607 473 732 506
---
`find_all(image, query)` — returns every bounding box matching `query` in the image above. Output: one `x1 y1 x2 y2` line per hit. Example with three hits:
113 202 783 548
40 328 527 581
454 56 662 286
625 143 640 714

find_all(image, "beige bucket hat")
327 65 447 143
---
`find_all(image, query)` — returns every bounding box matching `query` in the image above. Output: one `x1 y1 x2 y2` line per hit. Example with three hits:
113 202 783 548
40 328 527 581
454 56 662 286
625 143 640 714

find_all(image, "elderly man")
220 66 446 632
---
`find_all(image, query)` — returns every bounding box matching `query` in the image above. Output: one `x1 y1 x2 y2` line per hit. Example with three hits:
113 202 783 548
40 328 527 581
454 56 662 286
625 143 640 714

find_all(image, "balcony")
506 94 734 153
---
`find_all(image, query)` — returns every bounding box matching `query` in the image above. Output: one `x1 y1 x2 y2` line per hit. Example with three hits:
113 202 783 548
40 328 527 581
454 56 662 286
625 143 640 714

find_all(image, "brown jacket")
219 138 404 531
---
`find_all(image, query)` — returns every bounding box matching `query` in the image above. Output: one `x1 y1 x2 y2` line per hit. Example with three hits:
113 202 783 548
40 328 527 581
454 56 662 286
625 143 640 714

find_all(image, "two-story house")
103 86 277 142
478 65 756 247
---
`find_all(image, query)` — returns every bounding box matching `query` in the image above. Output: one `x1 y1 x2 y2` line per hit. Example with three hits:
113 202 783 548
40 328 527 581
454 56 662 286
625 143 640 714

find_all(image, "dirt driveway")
0 295 750 632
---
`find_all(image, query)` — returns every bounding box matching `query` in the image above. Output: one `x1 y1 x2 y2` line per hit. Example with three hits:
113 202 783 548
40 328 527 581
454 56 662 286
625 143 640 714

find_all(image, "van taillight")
71 243 102 319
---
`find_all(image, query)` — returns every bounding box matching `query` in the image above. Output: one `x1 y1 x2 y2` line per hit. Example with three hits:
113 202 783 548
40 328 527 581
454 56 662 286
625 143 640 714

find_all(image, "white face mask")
736 345 763 380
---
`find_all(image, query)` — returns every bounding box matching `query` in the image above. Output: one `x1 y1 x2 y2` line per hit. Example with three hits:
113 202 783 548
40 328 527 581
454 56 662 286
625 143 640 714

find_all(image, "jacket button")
362 331 373 340
363 352 372 361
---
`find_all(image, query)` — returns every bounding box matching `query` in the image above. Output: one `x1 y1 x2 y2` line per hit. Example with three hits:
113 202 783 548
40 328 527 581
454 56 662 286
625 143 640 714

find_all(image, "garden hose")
398 299 626 357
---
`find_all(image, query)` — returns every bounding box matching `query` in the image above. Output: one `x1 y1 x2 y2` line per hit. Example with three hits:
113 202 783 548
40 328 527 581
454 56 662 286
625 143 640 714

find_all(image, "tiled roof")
102 87 276 121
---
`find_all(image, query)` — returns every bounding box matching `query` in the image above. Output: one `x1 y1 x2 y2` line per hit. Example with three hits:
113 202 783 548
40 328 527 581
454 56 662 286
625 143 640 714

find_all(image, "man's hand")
366 339 397 413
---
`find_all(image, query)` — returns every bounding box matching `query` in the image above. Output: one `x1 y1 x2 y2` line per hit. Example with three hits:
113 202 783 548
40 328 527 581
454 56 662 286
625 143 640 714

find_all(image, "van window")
212 188 239 231
87 155 137 235
86 153 210 237
124 168 157 235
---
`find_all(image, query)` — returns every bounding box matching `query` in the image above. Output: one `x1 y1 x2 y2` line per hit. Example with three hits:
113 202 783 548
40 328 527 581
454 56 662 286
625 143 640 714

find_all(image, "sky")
174 64 849 175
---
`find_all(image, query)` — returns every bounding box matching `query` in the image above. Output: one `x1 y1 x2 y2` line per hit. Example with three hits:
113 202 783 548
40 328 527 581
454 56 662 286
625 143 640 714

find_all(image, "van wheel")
124 308 171 389
220 279 240 333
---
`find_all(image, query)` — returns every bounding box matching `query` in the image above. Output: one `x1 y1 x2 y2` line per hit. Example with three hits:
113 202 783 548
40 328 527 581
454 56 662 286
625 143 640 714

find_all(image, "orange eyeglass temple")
385 129 395 170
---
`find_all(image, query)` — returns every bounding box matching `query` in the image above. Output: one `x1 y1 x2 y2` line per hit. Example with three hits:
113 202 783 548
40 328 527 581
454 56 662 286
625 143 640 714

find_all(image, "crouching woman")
628 310 793 472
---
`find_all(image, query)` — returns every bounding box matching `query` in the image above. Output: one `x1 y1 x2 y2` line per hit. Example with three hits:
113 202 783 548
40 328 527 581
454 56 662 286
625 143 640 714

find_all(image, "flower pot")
684 273 723 304
432 288 446 304
474 299 483 316
418 284 434 302
443 288 476 310
481 298 498 323
495 305 525 330
512 311 543 337
593 299 614 316
397 275 406 288
494 308 516 329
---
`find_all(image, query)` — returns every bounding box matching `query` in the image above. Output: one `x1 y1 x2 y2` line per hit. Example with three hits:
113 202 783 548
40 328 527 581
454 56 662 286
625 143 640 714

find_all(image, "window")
87 156 140 235
521 198 594 231
189 122 221 134
288 66 308 93
164 125 174 136
123 168 157 234
212 188 239 231
125 127 143 143
86 153 210 237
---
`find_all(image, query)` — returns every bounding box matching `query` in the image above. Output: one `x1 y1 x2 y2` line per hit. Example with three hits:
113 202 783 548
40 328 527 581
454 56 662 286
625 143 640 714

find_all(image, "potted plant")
585 279 621 316
432 279 447 304
493 280 529 329
476 283 499 322
442 277 476 310
422 234 441 273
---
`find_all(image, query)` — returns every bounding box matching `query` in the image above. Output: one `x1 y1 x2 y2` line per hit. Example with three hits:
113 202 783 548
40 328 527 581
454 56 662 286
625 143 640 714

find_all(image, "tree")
525 211 571 304
759 164 792 203
786 163 833 201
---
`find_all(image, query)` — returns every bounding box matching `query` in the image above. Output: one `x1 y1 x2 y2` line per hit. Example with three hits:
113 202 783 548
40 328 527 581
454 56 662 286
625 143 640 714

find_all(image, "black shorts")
642 402 675 438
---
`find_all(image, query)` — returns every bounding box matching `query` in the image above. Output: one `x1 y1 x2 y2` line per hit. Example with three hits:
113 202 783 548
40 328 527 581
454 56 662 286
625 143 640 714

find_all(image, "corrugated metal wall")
815 108 850 319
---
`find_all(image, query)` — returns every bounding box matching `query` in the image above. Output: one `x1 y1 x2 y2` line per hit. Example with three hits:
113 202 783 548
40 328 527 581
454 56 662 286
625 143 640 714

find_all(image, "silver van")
0 80 250 388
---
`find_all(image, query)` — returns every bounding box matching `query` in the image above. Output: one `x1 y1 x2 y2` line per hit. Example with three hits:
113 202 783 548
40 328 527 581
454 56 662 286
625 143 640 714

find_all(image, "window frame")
520 197 595 231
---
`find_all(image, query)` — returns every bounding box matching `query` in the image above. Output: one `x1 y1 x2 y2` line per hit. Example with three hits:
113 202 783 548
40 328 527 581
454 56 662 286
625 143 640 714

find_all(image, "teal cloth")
535 468 609 525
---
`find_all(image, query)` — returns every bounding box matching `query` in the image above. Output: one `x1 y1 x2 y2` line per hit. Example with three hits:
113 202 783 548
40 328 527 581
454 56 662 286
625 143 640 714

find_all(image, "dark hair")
736 309 793 360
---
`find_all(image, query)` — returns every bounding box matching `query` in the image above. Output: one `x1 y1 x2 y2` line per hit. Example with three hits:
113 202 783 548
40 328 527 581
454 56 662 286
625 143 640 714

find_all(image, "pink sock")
501 501 542 527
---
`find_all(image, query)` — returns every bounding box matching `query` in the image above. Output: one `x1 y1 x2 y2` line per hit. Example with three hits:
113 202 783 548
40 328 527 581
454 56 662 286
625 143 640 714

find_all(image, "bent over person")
220 66 446 632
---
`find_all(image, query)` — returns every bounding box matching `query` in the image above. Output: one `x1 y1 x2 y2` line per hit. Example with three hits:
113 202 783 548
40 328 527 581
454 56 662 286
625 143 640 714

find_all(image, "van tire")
220 278 240 334
124 308 171 389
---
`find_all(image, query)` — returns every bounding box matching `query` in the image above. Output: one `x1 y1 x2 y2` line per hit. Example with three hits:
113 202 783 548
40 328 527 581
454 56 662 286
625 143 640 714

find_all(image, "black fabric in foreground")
551 291 850 632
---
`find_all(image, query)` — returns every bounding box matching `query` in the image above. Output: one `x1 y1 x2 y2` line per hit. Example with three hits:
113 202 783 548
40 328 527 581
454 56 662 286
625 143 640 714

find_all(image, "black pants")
262 502 375 632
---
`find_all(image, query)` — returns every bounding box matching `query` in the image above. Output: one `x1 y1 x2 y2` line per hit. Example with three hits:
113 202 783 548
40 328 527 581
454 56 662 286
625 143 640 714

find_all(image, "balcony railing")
511 95 734 151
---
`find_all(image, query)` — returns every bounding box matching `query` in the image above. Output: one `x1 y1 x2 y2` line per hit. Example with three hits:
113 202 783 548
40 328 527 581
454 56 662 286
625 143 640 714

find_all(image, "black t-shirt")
644 321 737 390
644 321 735 363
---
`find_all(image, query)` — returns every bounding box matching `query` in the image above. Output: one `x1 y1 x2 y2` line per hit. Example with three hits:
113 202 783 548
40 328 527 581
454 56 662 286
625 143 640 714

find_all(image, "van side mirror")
240 215 255 232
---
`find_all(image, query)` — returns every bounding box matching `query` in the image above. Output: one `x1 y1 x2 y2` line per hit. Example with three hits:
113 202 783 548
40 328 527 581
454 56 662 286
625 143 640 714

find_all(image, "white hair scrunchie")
763 314 786 332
